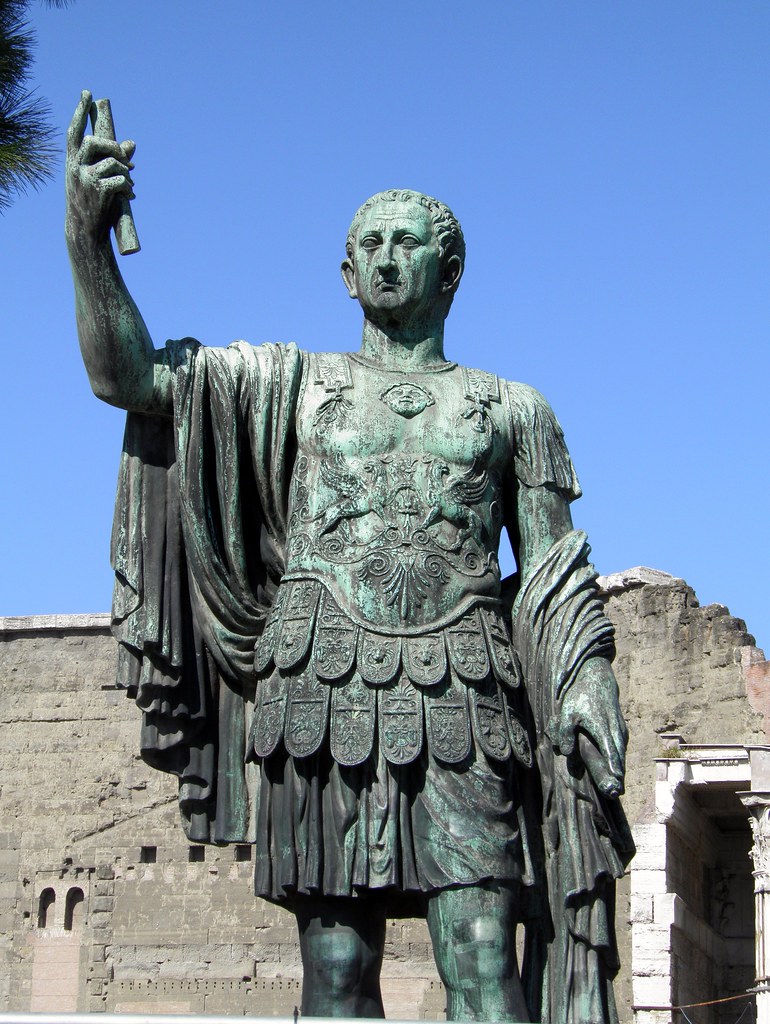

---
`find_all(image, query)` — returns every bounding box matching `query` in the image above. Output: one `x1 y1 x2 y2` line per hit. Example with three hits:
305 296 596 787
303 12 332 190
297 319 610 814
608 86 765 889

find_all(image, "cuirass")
284 352 512 634
251 352 534 772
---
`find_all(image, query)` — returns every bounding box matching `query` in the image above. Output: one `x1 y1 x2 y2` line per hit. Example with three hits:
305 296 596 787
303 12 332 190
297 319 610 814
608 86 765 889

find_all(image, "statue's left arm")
504 382 633 1024
516 482 627 797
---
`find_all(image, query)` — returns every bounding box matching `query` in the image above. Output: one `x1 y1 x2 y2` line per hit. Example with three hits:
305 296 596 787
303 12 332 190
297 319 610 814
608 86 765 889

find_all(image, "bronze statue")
66 90 633 1023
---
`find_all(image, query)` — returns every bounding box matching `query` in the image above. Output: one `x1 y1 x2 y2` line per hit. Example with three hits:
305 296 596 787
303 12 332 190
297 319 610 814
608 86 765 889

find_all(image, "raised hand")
553 657 628 798
65 90 136 246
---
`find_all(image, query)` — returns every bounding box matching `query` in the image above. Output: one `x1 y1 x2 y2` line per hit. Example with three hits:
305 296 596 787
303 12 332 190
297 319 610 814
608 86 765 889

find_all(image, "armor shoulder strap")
312 351 354 392
461 365 501 404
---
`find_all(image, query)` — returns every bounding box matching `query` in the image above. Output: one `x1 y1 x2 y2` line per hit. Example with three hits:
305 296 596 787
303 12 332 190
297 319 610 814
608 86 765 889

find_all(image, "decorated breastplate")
283 352 510 633
249 354 534 771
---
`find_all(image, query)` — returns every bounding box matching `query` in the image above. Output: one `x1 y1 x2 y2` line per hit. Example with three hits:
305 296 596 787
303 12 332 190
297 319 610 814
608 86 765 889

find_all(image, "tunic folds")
109 339 632 1022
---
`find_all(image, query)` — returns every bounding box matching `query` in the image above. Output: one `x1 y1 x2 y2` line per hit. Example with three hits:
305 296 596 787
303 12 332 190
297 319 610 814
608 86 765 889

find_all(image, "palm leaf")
0 0 68 210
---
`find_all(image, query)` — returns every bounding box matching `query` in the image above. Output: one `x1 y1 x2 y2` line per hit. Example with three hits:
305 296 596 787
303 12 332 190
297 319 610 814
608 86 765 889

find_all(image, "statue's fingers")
120 139 136 161
67 90 92 154
596 722 626 790
608 704 628 769
91 156 134 183
94 175 136 201
578 732 623 798
89 163 135 202
554 714 577 755
80 135 127 165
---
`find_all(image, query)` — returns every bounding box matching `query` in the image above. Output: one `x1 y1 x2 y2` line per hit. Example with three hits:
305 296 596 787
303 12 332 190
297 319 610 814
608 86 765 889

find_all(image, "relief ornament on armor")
379 380 435 418
285 357 507 626
294 451 496 621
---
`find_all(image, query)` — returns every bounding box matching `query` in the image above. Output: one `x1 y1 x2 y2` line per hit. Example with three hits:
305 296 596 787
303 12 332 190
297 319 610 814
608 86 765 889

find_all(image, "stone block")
29 994 77 1012
653 892 677 926
630 825 667 870
38 960 80 981
633 974 672 1007
630 893 654 924
252 937 280 962
120 928 209 945
207 925 259 944
632 923 671 954
632 950 673 977
634 1011 673 1024
0 881 18 900
29 941 80 964
381 976 433 1019
631 869 668 895
0 849 21 869
115 1001 193 1014
88 910 112 929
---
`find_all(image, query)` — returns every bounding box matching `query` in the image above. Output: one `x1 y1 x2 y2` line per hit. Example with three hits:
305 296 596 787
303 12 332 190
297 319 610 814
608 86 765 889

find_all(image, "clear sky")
3 2 769 649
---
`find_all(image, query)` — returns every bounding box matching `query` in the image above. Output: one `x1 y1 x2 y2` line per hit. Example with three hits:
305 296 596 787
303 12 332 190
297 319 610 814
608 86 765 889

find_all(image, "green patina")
66 97 633 1023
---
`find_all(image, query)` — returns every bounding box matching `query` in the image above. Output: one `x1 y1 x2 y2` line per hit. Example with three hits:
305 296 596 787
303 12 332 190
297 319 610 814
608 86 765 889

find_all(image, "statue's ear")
341 259 357 299
441 254 463 295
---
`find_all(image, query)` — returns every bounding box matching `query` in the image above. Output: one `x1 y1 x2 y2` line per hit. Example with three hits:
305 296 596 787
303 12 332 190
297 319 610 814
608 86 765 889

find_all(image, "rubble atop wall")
599 568 768 827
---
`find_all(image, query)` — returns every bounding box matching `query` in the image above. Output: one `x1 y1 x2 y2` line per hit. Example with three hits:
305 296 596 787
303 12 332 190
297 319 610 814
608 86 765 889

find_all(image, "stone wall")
599 568 768 1023
603 568 767 829
0 613 444 1017
0 568 767 1019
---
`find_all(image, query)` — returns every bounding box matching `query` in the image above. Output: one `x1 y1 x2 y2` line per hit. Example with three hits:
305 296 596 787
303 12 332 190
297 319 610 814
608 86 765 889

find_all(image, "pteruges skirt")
249 585 534 907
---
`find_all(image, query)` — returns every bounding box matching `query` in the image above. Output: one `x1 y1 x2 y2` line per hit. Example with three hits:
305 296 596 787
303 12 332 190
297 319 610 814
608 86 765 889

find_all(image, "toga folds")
109 338 633 1024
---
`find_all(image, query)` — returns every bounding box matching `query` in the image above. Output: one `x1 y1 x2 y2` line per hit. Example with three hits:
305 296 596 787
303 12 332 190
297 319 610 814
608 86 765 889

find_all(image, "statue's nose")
377 241 396 271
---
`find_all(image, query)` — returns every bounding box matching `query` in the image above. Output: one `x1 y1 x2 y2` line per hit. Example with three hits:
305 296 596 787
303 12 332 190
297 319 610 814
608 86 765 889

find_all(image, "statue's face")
343 201 445 325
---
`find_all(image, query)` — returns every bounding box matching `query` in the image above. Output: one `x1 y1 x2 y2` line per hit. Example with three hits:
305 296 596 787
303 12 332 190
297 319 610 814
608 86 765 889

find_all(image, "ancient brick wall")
0 614 444 1017
0 569 767 1019
598 568 768 1023
603 569 767 829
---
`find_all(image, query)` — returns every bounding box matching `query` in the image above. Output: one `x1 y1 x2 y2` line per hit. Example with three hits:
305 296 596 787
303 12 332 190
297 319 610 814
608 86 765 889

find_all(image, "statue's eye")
361 236 380 251
400 235 420 248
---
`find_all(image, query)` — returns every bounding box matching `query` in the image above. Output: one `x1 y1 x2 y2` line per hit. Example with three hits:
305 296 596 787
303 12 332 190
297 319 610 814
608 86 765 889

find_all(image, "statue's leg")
294 895 386 1018
426 881 530 1023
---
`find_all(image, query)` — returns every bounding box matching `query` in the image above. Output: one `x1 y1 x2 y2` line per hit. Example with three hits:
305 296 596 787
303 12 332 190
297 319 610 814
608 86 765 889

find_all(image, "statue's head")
342 189 465 325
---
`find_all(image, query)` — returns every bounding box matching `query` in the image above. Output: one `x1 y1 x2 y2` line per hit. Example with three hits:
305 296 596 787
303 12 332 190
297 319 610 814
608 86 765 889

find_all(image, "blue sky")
3 2 769 649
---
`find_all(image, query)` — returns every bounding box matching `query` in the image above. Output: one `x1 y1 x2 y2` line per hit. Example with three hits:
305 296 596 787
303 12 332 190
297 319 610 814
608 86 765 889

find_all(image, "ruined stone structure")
1 570 768 1021
605 569 770 1024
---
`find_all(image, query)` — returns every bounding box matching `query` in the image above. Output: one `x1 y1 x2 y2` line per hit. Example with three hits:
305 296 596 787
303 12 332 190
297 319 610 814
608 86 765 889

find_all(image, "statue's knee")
304 930 370 994
451 915 514 981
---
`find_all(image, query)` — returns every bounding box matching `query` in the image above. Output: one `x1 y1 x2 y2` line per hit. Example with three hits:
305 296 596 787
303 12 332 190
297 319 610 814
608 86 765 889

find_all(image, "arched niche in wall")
37 887 55 929
63 887 85 931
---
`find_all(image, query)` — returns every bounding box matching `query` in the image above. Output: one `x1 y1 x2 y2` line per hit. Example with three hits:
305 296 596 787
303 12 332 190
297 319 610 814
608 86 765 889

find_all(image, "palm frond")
0 82 56 208
0 0 65 210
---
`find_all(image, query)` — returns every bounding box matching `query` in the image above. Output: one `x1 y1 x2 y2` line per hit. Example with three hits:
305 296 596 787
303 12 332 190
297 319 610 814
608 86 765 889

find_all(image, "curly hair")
346 189 465 271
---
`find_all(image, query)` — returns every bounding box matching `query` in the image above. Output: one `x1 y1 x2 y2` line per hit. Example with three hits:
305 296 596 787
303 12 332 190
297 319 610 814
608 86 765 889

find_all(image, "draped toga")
110 339 633 1024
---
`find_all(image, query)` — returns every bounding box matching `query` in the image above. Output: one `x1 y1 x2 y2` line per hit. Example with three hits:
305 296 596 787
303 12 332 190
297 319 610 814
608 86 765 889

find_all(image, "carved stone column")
740 792 770 1024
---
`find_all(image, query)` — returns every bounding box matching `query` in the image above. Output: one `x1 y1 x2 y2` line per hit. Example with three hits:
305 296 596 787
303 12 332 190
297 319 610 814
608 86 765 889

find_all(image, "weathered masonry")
1 569 768 1022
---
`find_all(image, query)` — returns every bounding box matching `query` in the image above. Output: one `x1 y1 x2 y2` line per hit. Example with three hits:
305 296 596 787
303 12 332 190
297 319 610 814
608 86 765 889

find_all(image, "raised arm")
65 91 171 415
